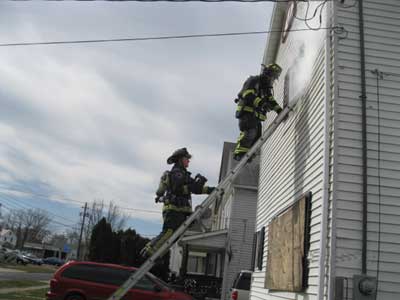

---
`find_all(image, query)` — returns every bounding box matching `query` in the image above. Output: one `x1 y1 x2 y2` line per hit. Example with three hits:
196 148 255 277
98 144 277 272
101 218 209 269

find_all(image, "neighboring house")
23 242 68 259
251 1 400 300
0 229 17 248
170 142 259 300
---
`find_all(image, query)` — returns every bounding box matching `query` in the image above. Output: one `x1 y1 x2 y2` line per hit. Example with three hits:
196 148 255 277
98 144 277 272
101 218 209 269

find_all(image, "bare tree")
81 200 127 259
4 208 51 249
106 202 127 231
3 209 23 231
23 209 51 247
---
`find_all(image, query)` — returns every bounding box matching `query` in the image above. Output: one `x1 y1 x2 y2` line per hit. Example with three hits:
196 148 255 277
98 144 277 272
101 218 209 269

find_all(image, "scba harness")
155 170 208 213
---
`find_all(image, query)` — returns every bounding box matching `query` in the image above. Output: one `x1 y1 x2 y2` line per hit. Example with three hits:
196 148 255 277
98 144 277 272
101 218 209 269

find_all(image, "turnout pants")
234 121 262 156
143 210 190 256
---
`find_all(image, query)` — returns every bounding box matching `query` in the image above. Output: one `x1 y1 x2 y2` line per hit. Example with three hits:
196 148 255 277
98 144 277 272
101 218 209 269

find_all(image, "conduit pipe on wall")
316 8 333 300
327 0 339 299
358 0 368 275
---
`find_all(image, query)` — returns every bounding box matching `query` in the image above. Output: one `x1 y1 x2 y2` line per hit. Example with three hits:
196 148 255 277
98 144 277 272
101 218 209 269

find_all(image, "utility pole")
77 202 88 260
0 203 2 231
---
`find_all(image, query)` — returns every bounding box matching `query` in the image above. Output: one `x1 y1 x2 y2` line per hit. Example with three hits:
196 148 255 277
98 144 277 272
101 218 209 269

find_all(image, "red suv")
46 261 194 300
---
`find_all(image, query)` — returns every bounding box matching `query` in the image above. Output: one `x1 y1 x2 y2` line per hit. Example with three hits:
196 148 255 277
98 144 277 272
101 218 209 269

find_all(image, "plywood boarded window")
265 192 311 292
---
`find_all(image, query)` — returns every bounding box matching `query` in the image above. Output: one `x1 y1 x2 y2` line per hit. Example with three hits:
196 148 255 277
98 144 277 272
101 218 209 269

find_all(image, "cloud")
0 2 273 229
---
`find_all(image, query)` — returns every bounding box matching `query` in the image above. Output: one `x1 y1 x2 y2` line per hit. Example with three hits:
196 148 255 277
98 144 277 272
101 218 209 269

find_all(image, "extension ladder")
107 104 292 300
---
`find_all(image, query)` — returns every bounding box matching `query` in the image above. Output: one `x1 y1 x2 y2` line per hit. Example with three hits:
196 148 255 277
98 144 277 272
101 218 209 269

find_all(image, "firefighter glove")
207 187 216 194
195 174 208 185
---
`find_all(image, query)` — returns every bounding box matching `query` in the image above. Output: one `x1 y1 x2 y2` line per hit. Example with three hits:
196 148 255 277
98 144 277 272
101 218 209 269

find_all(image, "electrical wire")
118 206 161 214
0 191 77 224
0 26 341 47
294 0 314 22
0 202 73 228
304 0 328 31
367 69 400 78
10 0 333 2
0 185 197 215
0 185 87 205
371 68 383 300
0 195 76 227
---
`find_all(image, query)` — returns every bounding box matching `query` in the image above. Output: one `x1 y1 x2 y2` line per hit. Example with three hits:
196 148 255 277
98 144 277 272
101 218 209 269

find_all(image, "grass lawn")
0 287 48 300
0 264 56 273
0 280 44 289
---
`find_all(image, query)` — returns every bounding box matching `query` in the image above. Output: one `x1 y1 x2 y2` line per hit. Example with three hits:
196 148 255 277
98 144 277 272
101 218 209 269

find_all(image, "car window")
146 272 170 289
62 264 129 285
134 275 156 291
233 272 251 290
61 264 156 291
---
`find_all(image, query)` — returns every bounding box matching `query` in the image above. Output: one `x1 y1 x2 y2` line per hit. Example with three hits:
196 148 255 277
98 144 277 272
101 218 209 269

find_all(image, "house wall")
334 1 400 299
221 187 258 300
250 2 330 299
169 243 182 275
0 231 16 248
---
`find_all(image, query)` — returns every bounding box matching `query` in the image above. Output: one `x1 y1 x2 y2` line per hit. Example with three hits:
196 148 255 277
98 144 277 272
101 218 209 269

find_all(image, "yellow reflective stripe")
253 97 262 107
255 112 267 121
237 132 245 142
202 186 208 194
234 146 250 154
243 106 254 112
237 105 254 112
242 89 256 97
152 229 174 252
163 204 192 213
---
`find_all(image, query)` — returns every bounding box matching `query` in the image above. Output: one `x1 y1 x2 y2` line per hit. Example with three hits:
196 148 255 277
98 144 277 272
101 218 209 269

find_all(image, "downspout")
358 0 368 275
317 8 332 300
327 0 339 299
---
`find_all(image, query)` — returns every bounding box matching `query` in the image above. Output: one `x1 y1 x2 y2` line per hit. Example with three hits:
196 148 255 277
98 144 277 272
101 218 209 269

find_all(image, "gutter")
358 0 368 275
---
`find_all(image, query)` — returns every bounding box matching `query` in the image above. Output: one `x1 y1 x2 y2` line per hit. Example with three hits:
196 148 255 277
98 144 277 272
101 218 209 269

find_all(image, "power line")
0 192 77 223
0 185 87 204
0 203 73 228
0 193 74 227
0 186 161 214
0 26 342 47
10 0 332 2
118 206 160 214
0 191 77 224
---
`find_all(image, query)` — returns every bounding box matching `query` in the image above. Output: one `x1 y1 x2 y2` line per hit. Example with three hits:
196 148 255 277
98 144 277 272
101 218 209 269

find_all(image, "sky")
0 1 274 237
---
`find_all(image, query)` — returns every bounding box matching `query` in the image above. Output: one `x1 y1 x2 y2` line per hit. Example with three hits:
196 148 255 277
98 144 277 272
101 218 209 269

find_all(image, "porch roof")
179 229 228 251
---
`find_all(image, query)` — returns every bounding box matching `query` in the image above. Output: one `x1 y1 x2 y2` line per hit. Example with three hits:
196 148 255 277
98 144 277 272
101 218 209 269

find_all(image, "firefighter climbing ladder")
107 104 294 300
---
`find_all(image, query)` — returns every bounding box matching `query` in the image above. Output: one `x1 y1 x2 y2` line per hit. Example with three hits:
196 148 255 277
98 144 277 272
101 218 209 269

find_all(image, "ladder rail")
108 103 294 300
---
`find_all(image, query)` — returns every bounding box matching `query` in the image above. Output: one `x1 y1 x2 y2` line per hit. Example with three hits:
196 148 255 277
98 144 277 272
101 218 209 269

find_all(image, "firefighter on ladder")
233 63 283 161
140 147 215 258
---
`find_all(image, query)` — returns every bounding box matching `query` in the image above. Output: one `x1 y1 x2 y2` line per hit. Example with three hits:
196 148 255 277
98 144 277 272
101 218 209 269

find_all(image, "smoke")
284 1 328 102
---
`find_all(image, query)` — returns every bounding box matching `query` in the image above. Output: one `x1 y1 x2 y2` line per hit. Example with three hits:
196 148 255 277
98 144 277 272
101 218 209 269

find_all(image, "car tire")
65 294 85 300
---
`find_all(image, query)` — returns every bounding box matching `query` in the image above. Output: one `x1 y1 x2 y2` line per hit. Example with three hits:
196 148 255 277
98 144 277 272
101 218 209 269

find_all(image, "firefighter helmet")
261 63 282 80
167 147 192 164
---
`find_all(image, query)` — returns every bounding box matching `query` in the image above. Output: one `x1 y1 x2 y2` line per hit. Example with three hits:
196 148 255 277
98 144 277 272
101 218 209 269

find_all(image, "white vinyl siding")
335 0 400 299
221 187 258 300
251 23 328 300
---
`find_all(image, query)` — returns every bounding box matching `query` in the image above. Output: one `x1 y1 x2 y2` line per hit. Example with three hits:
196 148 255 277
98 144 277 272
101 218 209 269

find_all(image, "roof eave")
262 2 287 66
